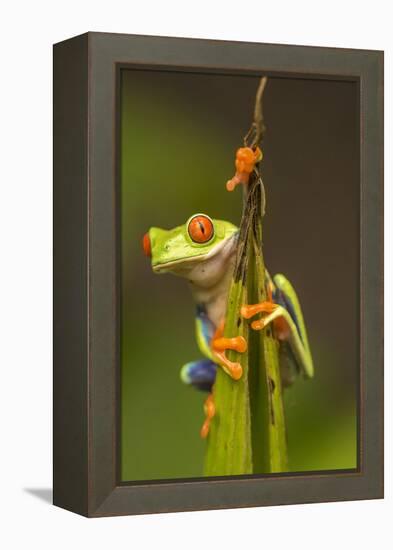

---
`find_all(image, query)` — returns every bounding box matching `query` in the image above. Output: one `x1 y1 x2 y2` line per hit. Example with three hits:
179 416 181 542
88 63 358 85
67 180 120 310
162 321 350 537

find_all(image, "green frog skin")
143 213 313 437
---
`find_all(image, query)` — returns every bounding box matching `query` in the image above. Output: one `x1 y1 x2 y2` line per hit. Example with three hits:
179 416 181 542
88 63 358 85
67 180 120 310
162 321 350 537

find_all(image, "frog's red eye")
188 215 214 243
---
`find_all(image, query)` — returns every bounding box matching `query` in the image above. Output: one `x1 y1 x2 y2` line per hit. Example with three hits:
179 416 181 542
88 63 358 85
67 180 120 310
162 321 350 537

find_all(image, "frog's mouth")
152 234 237 273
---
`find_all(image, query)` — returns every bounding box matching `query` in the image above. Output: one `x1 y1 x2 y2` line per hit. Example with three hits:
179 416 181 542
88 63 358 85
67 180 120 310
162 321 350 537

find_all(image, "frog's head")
143 214 238 288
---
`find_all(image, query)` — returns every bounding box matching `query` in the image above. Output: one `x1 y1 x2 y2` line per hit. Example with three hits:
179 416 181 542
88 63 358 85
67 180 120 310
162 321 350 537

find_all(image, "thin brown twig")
243 76 268 148
253 76 268 145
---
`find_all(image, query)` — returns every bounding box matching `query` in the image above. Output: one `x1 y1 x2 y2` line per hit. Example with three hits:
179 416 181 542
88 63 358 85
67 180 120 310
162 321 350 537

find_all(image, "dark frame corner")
53 32 383 517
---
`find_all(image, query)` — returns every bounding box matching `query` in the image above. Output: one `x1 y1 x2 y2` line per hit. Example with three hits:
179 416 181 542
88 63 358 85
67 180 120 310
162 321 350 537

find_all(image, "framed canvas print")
53 32 383 517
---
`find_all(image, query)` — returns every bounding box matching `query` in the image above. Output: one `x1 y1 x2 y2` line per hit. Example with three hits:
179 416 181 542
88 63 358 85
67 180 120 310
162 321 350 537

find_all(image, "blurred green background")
120 69 359 481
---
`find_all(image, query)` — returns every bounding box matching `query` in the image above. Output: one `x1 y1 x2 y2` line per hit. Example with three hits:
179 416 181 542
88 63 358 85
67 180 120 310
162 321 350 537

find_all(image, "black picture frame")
53 32 383 517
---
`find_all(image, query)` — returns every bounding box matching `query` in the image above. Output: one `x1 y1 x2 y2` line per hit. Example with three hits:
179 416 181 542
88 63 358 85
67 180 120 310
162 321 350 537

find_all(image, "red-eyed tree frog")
143 213 314 438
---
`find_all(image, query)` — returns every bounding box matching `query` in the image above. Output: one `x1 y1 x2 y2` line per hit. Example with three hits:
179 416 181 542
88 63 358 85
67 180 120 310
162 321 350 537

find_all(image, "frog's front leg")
198 324 247 439
189 310 247 439
226 146 263 192
211 321 247 380
241 274 314 379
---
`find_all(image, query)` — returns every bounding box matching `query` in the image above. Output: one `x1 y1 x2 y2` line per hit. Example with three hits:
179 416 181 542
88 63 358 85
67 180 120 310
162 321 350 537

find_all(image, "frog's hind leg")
180 359 217 439
241 273 314 378
180 359 216 392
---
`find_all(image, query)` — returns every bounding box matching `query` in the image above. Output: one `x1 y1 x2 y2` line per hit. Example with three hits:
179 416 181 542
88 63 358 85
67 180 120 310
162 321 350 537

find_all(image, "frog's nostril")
142 233 151 257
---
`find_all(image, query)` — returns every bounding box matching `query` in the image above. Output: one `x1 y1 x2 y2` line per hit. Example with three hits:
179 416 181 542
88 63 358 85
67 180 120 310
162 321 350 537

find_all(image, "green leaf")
204 279 252 475
204 175 288 476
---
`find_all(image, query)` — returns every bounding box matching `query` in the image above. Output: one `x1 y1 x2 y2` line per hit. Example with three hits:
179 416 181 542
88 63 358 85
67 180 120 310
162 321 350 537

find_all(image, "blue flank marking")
182 359 217 392
273 287 304 345
196 304 215 346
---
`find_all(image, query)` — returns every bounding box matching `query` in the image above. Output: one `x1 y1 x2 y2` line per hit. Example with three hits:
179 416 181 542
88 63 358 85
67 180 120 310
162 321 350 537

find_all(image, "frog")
143 212 314 439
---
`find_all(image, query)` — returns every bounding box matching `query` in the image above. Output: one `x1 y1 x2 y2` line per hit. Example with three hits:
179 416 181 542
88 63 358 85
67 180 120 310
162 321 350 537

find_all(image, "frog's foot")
211 322 247 380
200 393 215 439
241 301 288 338
226 146 263 192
